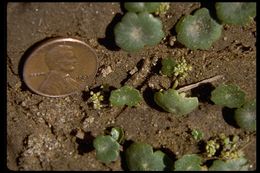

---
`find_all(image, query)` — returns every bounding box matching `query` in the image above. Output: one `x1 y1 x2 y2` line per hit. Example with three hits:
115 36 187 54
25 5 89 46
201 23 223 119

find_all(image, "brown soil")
7 3 256 171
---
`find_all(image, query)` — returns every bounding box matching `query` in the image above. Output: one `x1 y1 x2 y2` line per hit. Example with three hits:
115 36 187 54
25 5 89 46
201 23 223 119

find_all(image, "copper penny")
23 37 98 97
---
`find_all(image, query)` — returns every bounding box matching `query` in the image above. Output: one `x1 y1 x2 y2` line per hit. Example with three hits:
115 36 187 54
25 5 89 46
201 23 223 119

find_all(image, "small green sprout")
89 91 104 110
124 2 161 13
174 154 204 171
215 2 256 26
110 127 125 144
114 12 165 52
155 3 170 15
209 157 249 171
125 142 173 171
175 8 222 50
173 57 193 80
109 85 142 107
234 99 256 132
206 139 220 157
210 84 246 108
205 133 245 160
93 135 120 164
191 129 204 141
160 57 192 89
219 134 244 160
160 57 176 77
154 89 199 116
161 57 192 79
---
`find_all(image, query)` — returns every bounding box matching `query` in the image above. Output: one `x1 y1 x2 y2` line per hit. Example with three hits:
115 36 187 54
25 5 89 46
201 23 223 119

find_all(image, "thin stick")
177 75 224 92
240 138 255 151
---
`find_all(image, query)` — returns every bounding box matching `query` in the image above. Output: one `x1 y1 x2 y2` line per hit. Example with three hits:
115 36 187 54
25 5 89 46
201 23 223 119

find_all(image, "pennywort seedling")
191 129 204 141
174 154 204 171
215 2 256 26
109 85 142 107
175 8 222 50
160 57 176 77
210 84 245 108
155 3 170 15
161 57 192 79
89 91 104 110
160 57 192 89
93 135 120 164
110 127 125 144
234 99 256 132
124 2 161 13
205 133 244 160
209 157 249 171
125 142 173 171
206 139 220 157
154 89 198 116
93 127 125 164
173 58 193 79
114 12 165 52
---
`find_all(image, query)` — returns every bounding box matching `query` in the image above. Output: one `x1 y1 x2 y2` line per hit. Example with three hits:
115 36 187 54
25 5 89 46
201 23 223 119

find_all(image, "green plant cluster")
191 129 204 141
114 2 255 51
93 127 124 164
88 2 256 170
89 80 255 170
161 57 192 79
93 128 249 171
160 57 193 89
175 3 256 50
155 3 170 15
205 133 244 160
210 84 256 132
89 91 104 110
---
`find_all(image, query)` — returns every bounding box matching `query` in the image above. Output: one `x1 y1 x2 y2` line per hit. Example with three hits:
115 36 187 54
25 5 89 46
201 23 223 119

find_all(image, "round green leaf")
234 99 256 132
125 142 172 171
174 154 203 171
211 84 246 108
175 8 222 50
114 12 165 52
216 2 256 26
161 57 176 77
154 89 199 116
124 2 161 13
109 85 142 107
93 135 120 164
209 157 249 171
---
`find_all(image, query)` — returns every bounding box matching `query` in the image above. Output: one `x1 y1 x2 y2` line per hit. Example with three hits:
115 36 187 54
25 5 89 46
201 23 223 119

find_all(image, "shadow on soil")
158 147 177 171
222 107 240 128
71 131 95 155
98 13 123 51
120 58 145 86
120 139 134 171
200 1 221 24
191 83 215 104
143 87 166 112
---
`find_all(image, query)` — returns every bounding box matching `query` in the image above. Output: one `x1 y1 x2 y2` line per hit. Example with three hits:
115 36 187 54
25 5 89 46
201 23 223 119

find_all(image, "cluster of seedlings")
86 2 256 171
92 126 253 171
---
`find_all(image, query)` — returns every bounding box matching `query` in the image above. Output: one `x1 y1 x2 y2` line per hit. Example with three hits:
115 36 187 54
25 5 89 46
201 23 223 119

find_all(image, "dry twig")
177 75 224 92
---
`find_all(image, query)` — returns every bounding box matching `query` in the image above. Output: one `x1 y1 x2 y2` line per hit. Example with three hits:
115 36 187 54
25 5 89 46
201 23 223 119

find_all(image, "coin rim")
23 37 98 97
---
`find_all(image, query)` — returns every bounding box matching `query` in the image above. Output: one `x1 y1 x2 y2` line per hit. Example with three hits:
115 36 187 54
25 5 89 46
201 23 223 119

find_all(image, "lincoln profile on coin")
39 44 81 95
